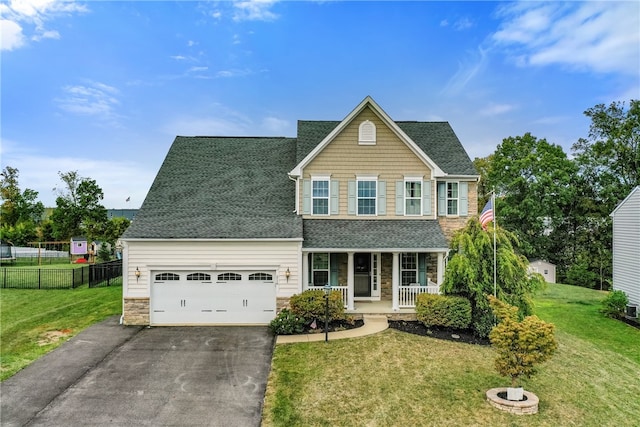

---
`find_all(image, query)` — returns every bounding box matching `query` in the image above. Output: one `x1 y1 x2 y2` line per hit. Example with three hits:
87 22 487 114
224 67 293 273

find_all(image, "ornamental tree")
488 296 557 387
441 218 545 337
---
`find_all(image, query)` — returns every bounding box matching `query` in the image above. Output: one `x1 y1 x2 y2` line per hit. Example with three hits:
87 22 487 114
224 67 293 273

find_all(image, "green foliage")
441 218 544 337
600 290 629 319
289 289 345 323
102 217 131 245
1 166 45 229
0 221 38 246
97 243 112 262
268 309 307 335
50 171 108 241
488 296 557 387
415 293 471 329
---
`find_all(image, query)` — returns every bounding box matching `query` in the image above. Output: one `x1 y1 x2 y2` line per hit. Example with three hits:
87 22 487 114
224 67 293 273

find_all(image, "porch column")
437 252 445 286
347 252 355 310
302 251 309 291
392 252 399 311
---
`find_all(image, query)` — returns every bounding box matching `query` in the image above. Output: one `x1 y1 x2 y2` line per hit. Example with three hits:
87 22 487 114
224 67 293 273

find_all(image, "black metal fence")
89 260 123 288
0 260 123 290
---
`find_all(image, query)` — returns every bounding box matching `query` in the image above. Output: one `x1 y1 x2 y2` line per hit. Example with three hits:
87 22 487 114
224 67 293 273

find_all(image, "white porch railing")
307 285 348 309
398 282 440 308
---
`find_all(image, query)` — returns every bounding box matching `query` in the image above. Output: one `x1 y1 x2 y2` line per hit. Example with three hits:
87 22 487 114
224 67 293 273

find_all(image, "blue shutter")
378 181 386 215
330 254 339 286
423 180 432 216
396 181 404 215
348 181 356 215
419 253 427 286
459 182 468 216
302 179 311 214
330 180 339 215
437 182 446 216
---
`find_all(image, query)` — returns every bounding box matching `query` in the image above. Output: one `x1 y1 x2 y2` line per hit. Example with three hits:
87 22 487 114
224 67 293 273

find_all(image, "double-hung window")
312 179 329 215
312 253 329 286
447 182 459 215
357 179 377 215
401 253 418 286
405 180 422 215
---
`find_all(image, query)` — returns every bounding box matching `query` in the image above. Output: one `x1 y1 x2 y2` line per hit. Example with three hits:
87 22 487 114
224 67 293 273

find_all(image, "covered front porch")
302 251 445 312
301 219 450 313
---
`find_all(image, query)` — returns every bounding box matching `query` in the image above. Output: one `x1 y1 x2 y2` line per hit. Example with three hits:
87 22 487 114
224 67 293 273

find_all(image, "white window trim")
401 252 418 286
311 175 331 216
447 181 459 217
404 178 422 216
356 176 378 216
311 253 330 286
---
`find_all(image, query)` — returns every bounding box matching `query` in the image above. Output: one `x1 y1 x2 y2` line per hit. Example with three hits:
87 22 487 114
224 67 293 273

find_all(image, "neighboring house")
121 97 479 325
528 259 556 283
611 186 640 316
107 209 138 221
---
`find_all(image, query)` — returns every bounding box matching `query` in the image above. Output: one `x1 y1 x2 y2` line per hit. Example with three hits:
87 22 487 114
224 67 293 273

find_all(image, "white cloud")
0 0 88 50
480 103 516 117
233 0 279 22
441 47 488 95
493 2 640 75
0 141 155 208
56 81 121 120
0 19 25 50
262 117 289 134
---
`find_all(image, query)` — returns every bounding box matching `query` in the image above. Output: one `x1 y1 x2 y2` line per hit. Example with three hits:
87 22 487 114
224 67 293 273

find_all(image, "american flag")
480 198 494 230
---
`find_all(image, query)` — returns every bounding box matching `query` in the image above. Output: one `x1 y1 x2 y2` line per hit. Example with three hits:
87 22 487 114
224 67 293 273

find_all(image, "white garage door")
150 270 277 325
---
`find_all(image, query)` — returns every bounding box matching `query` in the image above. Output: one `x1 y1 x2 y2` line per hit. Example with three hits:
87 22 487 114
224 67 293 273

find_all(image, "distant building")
529 259 556 283
107 209 138 221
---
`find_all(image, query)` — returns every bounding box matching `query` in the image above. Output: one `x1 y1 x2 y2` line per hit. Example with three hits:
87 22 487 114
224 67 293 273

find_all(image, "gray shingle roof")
302 219 448 250
296 120 477 176
123 136 302 239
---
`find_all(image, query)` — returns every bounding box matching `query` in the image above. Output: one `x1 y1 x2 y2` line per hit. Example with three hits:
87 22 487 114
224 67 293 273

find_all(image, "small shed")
611 186 640 316
529 259 556 283
70 237 88 255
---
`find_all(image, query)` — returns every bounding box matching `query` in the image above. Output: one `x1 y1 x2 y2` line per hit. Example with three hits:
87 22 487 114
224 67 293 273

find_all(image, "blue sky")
2 1 639 208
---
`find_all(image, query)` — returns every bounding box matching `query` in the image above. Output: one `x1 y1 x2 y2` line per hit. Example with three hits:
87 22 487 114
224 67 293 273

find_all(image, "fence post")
38 269 41 289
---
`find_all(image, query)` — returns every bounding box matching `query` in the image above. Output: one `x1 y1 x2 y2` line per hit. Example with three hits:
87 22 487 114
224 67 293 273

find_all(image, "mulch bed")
388 320 490 346
303 318 365 334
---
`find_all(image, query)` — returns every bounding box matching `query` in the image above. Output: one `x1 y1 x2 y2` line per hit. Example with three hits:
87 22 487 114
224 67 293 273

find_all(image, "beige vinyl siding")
123 240 301 298
612 187 640 306
301 107 434 219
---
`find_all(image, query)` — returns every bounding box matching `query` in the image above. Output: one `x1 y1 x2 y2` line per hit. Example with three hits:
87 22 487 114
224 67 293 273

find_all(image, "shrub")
268 309 306 335
415 293 471 329
488 295 557 387
600 290 628 319
289 289 345 324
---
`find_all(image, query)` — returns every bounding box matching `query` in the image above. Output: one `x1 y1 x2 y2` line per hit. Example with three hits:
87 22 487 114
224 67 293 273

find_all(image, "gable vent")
359 120 376 145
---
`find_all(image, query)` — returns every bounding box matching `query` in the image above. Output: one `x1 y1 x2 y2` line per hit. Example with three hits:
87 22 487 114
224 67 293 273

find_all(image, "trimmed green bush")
489 295 557 387
289 289 345 323
268 309 306 335
415 293 472 329
600 290 629 319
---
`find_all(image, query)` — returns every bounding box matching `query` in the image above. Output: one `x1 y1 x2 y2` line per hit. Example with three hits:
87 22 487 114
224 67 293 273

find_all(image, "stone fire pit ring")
486 387 539 415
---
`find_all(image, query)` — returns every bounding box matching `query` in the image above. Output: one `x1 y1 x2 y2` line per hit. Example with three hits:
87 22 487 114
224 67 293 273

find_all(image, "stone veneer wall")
123 297 150 325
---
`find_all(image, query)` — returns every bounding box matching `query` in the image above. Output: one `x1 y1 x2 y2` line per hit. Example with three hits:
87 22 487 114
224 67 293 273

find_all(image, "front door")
354 253 381 300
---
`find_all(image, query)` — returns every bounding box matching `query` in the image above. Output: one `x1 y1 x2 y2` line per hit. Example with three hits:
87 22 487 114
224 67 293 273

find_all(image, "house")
610 186 640 317
120 97 479 325
528 259 556 283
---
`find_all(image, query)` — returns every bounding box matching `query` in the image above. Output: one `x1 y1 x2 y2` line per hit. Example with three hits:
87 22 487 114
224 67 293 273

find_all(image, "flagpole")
493 190 497 297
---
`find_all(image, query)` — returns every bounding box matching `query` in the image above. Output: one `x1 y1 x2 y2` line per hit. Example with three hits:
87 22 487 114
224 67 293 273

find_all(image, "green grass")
263 284 640 426
0 285 122 381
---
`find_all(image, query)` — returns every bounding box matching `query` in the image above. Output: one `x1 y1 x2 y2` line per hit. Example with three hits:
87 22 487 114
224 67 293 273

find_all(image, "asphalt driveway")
1 316 275 427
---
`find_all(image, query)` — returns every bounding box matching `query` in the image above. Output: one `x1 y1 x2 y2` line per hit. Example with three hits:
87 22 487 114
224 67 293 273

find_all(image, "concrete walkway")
276 314 389 344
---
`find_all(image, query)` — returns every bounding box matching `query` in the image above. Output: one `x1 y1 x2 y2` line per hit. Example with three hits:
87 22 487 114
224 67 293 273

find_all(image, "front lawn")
263 284 640 426
0 285 122 381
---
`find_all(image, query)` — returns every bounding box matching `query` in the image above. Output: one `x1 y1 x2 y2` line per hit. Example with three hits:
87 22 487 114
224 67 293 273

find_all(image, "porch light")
323 283 332 342
135 267 141 281
285 267 291 282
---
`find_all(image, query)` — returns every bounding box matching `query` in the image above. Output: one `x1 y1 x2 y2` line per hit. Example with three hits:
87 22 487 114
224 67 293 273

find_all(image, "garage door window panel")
187 273 212 282
155 272 180 282
218 273 242 282
249 272 273 281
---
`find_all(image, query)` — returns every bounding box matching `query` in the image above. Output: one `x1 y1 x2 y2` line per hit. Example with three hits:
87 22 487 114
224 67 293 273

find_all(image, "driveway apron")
1 317 275 427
